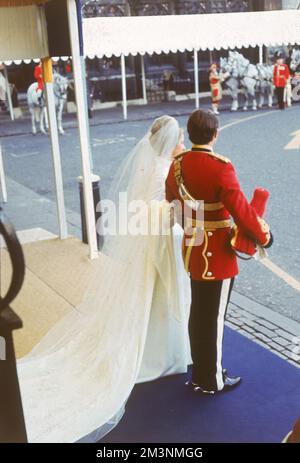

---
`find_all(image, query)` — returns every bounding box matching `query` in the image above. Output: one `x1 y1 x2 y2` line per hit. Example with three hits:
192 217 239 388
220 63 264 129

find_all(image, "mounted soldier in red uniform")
33 61 44 106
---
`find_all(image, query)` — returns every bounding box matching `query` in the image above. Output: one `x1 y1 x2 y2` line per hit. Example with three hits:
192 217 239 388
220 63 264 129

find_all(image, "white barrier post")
67 0 98 259
0 144 7 203
194 49 200 109
121 54 128 120
141 54 147 105
42 57 68 240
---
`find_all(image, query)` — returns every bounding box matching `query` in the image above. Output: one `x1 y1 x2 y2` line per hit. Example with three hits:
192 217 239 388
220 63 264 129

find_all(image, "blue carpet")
101 328 300 443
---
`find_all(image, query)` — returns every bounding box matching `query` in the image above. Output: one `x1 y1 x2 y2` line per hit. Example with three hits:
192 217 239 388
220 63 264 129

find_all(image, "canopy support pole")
141 54 147 105
42 58 68 240
0 144 7 203
3 66 14 121
194 49 199 109
67 0 98 259
259 45 263 64
121 54 128 120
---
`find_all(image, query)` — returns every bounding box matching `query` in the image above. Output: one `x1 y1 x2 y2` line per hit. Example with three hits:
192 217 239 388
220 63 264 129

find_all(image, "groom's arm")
165 182 176 203
165 165 179 228
219 162 271 247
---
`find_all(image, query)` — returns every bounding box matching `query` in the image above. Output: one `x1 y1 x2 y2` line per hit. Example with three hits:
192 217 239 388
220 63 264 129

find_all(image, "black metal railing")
0 207 27 443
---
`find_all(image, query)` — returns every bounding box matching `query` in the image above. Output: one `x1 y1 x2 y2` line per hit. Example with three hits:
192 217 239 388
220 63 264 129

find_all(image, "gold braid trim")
191 145 230 164
174 151 225 211
230 224 238 248
184 230 197 273
204 202 224 211
186 218 231 229
201 231 216 280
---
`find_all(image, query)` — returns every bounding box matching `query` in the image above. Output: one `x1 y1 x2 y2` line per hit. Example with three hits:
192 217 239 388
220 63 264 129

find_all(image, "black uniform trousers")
189 278 235 391
275 87 285 109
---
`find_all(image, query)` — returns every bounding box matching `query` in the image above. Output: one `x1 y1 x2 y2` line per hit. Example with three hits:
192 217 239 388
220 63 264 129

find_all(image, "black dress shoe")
186 371 241 394
222 373 241 391
185 369 227 389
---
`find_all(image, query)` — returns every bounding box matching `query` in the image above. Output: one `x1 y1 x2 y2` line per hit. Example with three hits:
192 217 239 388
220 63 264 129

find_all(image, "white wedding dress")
17 117 191 443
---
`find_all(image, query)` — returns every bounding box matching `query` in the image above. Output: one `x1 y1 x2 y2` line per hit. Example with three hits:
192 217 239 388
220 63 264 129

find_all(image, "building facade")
4 1 299 106
81 1 281 17
81 0 298 104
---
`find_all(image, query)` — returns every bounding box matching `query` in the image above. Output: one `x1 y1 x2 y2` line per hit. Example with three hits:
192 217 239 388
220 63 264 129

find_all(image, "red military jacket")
273 63 290 88
165 145 270 281
209 72 221 95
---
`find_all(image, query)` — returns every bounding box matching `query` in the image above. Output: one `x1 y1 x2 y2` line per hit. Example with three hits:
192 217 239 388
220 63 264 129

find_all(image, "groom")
165 110 272 394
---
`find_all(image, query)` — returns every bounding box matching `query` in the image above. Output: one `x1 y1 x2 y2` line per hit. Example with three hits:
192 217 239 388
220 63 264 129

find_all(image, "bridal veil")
17 116 190 443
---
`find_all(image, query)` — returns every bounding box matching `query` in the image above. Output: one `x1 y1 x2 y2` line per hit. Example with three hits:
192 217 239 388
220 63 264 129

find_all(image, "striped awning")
0 5 49 61
1 8 300 64
83 9 300 58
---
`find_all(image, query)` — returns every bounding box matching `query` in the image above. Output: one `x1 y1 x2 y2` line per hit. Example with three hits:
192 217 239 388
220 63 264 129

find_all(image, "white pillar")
67 0 98 259
141 54 147 105
0 144 7 203
259 45 263 65
121 53 128 120
43 79 68 239
3 66 14 121
194 49 199 109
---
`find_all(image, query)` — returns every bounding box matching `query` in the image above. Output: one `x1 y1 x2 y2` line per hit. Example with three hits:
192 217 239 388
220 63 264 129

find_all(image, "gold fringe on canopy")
0 0 50 6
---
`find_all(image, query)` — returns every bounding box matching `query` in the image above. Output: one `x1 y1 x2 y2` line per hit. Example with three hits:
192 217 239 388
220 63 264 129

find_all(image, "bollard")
78 174 103 250
0 308 27 443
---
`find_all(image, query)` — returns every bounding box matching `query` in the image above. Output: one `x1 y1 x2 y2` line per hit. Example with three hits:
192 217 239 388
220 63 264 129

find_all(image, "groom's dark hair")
187 110 219 145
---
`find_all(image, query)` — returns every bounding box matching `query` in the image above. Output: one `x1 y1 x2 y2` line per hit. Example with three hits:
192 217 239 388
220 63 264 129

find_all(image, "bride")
17 115 191 443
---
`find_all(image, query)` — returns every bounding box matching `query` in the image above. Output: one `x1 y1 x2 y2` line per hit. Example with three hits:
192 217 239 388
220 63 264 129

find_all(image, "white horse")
27 73 68 135
221 51 259 111
290 48 300 73
221 51 274 111
220 56 240 111
256 63 274 108
290 48 300 94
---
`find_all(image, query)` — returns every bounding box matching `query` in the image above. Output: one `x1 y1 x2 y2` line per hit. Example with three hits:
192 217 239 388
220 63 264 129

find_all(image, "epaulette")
209 152 231 164
173 149 189 160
